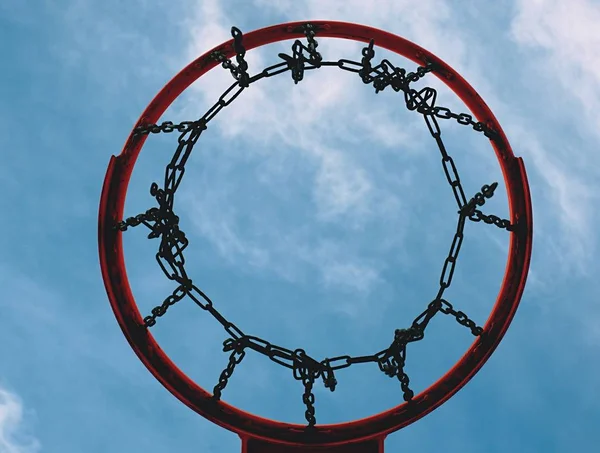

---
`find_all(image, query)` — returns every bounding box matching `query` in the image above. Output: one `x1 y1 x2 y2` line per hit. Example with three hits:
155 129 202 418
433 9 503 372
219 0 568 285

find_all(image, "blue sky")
1 0 599 452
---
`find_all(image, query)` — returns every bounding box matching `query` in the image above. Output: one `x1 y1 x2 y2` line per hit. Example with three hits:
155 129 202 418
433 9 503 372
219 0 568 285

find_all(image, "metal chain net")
116 24 514 426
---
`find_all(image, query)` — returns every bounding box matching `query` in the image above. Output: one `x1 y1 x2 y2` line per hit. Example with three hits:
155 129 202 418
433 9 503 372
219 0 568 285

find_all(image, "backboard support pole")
241 437 385 453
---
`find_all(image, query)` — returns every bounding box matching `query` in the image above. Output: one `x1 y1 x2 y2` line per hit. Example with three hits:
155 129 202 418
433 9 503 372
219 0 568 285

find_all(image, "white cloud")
511 0 600 132
315 253 383 296
507 124 597 270
313 149 372 221
252 0 468 65
184 188 271 270
170 0 479 295
0 388 39 453
508 0 600 270
182 0 233 62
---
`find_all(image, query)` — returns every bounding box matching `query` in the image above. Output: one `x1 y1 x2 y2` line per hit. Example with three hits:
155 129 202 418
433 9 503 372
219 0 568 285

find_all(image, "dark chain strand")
119 24 511 426
143 285 187 327
213 338 246 400
210 26 250 88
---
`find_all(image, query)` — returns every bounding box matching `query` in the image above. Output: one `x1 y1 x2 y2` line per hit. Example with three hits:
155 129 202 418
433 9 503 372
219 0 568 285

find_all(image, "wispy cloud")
0 387 39 453
172 0 478 296
512 0 600 131
507 0 600 272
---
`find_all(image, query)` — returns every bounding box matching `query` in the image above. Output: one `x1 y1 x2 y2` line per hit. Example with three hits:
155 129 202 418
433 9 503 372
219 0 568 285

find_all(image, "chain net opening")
116 24 514 427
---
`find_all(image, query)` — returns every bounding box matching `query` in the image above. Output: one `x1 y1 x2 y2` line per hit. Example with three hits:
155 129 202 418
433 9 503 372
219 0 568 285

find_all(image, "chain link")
469 210 513 231
213 338 246 399
210 27 250 88
118 24 512 426
133 120 199 137
438 299 483 336
276 23 323 84
115 207 160 231
143 285 187 327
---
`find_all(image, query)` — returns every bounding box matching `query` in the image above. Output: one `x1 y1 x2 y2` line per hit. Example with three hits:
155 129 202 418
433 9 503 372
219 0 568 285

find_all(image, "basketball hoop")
99 21 533 453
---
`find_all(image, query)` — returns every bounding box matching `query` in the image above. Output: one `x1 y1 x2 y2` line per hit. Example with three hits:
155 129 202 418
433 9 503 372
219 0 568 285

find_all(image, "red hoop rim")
98 21 533 447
